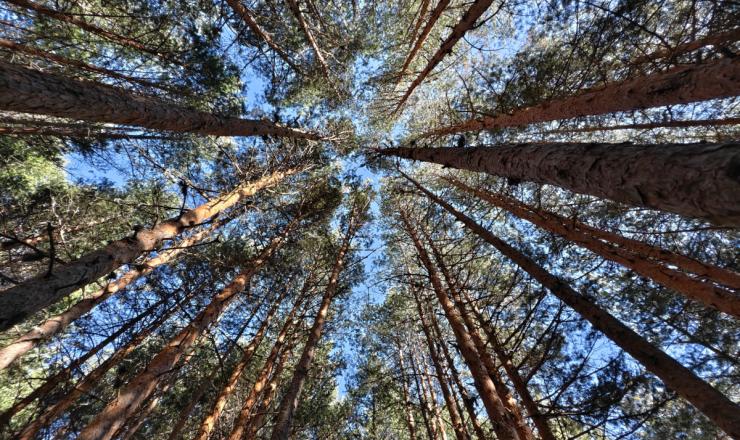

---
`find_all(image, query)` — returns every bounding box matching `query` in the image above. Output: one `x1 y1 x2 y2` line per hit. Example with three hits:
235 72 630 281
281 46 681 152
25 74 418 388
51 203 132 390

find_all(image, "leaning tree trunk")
0 60 319 139
226 296 305 440
632 28 740 65
540 117 740 134
443 176 740 317
419 57 740 137
193 284 295 440
382 141 740 225
0 218 229 370
0 167 298 330
409 348 440 440
13 290 190 440
407 174 740 438
285 0 332 83
396 0 451 85
419 355 449 440
269 206 364 440
413 289 476 440
76 218 298 440
394 0 494 113
399 210 522 440
396 344 420 440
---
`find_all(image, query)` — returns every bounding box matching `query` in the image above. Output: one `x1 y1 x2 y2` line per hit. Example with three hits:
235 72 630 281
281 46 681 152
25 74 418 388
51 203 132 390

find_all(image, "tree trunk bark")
0 167 298 330
226 295 305 440
13 290 188 440
399 210 522 440
410 349 439 440
539 117 740 134
444 176 740 316
285 0 332 82
0 218 229 370
225 0 304 74
407 174 740 439
419 58 740 137
194 280 300 440
269 206 364 440
632 28 740 64
420 355 449 440
397 344 420 440
394 0 494 113
397 0 451 85
412 289 471 440
77 218 298 440
0 60 320 139
382 141 740 225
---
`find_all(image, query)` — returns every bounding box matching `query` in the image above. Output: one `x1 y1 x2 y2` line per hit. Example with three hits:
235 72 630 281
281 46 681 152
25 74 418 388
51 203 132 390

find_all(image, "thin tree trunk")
397 344 419 440
285 0 332 82
397 0 451 85
0 126 179 140
407 174 740 438
539 117 740 134
226 295 306 440
420 355 449 440
429 312 488 440
632 28 740 64
194 279 302 440
410 350 438 440
225 0 304 74
13 290 189 440
4 0 180 64
0 219 229 370
412 289 469 440
0 60 320 139
77 218 299 440
394 0 494 113
382 141 740 225
0 167 298 330
419 237 534 440
0 293 174 430
408 0 431 47
419 58 740 137
399 210 521 440
269 204 365 440
166 289 269 440
443 176 740 316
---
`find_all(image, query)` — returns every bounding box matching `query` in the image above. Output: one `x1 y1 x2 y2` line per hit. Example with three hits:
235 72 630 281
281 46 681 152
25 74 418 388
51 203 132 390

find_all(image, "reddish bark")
397 344 420 440
0 167 299 330
381 141 740 225
0 60 320 139
397 0 451 85
443 176 740 316
420 58 740 137
407 174 740 438
285 0 332 82
632 28 740 64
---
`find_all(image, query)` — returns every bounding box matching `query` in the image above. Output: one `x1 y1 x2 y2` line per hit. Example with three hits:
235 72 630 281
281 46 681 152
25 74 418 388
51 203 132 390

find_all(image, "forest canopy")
0 0 738 439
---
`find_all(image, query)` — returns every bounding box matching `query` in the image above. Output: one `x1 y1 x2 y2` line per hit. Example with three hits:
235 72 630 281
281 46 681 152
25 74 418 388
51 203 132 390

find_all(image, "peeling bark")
381 141 740 225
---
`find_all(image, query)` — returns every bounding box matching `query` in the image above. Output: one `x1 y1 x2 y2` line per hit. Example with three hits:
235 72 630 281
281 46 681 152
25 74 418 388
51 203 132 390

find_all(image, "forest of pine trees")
0 0 737 438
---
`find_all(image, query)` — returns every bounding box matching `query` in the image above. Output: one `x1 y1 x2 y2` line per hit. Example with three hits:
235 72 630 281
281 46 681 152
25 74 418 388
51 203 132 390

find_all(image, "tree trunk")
408 0 431 47
382 141 740 225
0 218 229 370
399 210 522 440
13 290 188 440
225 0 304 74
632 28 740 64
285 0 332 82
412 289 470 440
420 236 534 440
410 350 439 440
397 344 420 440
76 218 298 440
420 355 449 440
269 206 364 440
444 176 740 316
0 60 320 139
397 0 451 85
407 174 740 439
226 295 305 440
194 280 299 440
419 58 740 137
394 0 494 113
539 117 740 134
0 167 298 330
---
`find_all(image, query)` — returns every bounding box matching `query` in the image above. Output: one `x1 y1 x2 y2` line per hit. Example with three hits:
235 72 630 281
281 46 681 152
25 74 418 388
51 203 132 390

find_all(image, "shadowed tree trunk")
226 295 306 440
0 218 230 370
76 217 300 440
13 289 191 440
406 173 740 439
539 117 740 134
418 58 740 137
394 0 495 113
443 176 740 316
226 0 304 74
0 61 320 139
0 167 299 330
381 141 740 225
399 210 522 440
408 0 431 46
269 201 366 440
396 0 451 85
